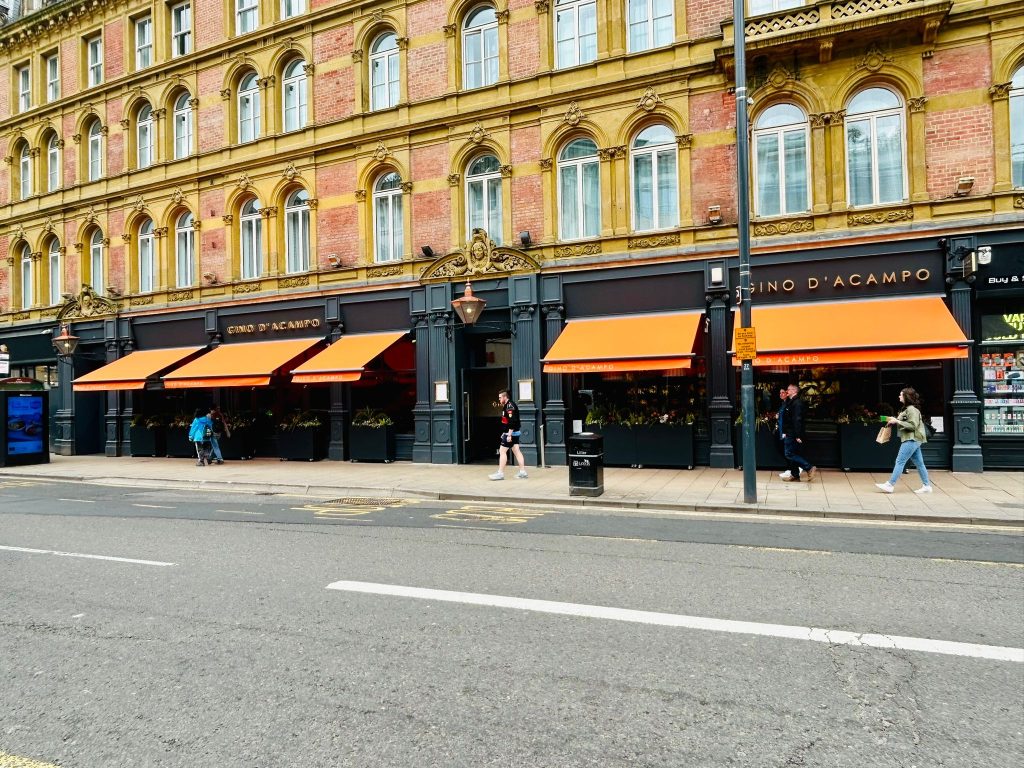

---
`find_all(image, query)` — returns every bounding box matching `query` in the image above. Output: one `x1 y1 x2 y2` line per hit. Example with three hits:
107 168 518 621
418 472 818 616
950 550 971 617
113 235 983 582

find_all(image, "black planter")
597 424 633 467
349 425 396 462
277 427 327 461
217 426 255 460
129 426 166 457
839 424 901 471
165 429 194 458
733 425 789 470
633 424 695 469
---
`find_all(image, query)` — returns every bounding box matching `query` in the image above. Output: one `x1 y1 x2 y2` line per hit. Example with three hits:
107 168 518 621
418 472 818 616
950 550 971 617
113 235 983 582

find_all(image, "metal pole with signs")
734 0 757 503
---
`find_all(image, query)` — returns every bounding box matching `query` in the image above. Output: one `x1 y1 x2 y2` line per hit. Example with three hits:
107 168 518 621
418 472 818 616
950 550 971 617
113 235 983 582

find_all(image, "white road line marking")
325 580 1024 664
132 504 175 509
0 545 175 567
57 498 95 503
216 509 265 516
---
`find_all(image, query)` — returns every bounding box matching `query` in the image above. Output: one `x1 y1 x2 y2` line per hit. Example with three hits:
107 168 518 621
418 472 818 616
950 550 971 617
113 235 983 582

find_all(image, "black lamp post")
52 324 80 358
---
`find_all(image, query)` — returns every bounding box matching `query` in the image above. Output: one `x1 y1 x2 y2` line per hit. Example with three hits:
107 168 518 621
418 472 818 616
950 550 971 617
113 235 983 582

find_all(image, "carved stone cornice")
627 233 680 249
260 206 278 218
496 10 510 24
988 82 1012 101
420 229 541 281
675 134 693 148
597 145 625 161
847 207 914 227
153 227 168 238
535 1 550 13
907 97 927 113
280 275 310 288
55 285 119 321
554 243 602 258
152 108 167 119
752 218 814 237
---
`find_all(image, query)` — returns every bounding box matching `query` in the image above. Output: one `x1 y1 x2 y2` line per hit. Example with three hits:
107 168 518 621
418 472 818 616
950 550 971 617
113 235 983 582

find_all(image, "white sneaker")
488 472 505 481
778 471 792 479
914 485 933 494
516 470 528 479
875 482 895 494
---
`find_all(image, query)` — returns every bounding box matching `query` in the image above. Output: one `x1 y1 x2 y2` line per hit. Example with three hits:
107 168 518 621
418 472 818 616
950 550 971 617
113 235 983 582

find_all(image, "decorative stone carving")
468 122 488 144
307 198 319 210
675 134 693 148
447 173 461 187
355 189 367 202
563 101 585 127
372 141 392 161
72 133 82 144
1014 195 1024 210
222 214 234 224
56 138 65 149
188 97 199 109
907 96 927 113
627 233 680 249
636 86 663 113
420 229 541 280
989 82 1012 101
152 108 166 119
496 10 510 24
260 206 278 218
499 164 512 177
598 145 625 161
395 37 409 51
809 113 828 128
121 233 131 243
280 275 310 288
99 125 109 136
753 218 814 237
283 161 299 181
539 158 553 171
764 62 797 89
130 195 147 212
233 282 262 294
855 44 893 72
220 89 232 100
443 24 457 37
535 0 550 13
554 243 602 258
237 173 253 190
257 76 275 89
169 290 194 302
400 181 413 193
847 208 914 226
351 50 363 63
129 296 155 306
367 264 403 278
171 187 185 205
119 118 130 129
302 63 315 76
153 227 169 238
56 285 119 321
191 219 202 231
819 38 834 64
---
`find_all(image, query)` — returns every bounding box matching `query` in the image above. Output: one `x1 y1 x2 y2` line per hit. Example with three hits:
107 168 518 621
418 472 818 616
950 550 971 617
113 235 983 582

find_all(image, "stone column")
706 291 735 467
541 302 567 466
53 350 76 456
947 272 983 472
512 305 538 466
429 310 458 464
411 314 432 463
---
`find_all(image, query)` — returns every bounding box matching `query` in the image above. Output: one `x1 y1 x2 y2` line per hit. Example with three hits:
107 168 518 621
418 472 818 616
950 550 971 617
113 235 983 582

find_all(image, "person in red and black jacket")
489 389 528 480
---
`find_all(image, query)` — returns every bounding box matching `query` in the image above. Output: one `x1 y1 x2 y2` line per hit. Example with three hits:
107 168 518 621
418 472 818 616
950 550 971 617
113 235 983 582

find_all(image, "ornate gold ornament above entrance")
56 285 119 321
419 229 541 282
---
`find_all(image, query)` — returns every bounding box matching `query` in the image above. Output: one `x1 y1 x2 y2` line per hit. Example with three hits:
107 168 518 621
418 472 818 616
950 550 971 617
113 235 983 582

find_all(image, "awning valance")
73 346 205 392
732 296 970 366
290 331 407 384
542 312 702 374
162 338 322 389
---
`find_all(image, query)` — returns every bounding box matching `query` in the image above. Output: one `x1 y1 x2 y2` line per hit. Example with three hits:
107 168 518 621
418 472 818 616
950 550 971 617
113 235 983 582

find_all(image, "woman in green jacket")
875 387 932 494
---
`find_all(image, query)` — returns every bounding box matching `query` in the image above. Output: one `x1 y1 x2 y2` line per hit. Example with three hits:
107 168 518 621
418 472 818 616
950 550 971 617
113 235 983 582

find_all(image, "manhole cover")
322 497 407 506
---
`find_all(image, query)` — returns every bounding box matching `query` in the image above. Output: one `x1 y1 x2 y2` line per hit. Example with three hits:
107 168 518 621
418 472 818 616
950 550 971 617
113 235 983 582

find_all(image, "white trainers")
914 485 933 494
875 482 895 494
778 471 792 479
488 472 505 481
516 470 528 479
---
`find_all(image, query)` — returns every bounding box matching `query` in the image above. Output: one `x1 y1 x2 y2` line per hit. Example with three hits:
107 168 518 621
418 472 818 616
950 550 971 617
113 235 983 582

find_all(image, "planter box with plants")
839 423 901 471
165 415 195 458
585 408 696 469
217 415 257 460
277 412 328 461
128 417 166 457
349 408 396 463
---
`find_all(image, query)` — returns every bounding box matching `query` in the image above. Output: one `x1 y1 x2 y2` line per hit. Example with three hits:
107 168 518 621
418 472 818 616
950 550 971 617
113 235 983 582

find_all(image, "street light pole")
734 0 757 503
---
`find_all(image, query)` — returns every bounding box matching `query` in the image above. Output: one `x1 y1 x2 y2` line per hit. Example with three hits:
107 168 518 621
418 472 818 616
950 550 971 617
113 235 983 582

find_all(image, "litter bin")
568 432 604 497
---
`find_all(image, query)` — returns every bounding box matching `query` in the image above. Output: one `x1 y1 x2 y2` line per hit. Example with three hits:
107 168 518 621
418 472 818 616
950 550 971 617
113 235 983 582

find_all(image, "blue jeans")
210 434 223 461
783 436 812 472
888 440 929 486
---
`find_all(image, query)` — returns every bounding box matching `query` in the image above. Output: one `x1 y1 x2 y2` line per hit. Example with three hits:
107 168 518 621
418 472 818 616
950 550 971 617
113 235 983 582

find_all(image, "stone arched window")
46 133 61 193
1011 65 1024 188
87 118 104 182
47 237 61 306
240 198 263 279
370 32 400 111
136 103 154 169
138 218 155 293
846 87 907 206
753 103 810 217
630 124 679 231
238 72 261 143
373 172 403 262
465 153 502 243
282 59 308 133
88 229 105 293
173 92 193 159
463 5 498 90
557 137 600 240
175 211 195 288
19 243 33 310
284 190 311 274
18 143 33 200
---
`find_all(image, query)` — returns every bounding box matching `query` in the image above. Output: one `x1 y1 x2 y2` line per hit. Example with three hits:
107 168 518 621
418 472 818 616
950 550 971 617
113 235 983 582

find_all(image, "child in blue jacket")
188 407 214 466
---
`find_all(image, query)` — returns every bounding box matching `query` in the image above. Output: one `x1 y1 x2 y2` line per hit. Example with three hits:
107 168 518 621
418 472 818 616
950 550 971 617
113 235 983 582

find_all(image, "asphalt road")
1 478 1023 767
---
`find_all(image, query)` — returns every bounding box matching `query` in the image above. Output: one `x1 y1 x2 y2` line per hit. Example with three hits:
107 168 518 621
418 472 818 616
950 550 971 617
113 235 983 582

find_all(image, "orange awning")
290 331 407 384
732 296 970 366
73 346 205 391
542 312 702 373
162 338 322 389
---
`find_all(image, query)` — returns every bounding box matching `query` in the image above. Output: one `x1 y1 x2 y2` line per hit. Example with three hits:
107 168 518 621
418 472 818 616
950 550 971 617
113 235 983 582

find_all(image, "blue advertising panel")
6 394 45 456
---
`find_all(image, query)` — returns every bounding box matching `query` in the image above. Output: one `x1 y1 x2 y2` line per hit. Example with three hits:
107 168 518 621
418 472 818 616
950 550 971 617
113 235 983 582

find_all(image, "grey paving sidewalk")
2 455 1022 526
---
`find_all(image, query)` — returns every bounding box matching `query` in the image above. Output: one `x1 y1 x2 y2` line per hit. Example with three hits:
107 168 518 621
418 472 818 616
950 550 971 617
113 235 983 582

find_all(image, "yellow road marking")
0 480 42 488
293 498 417 518
0 751 64 768
432 505 546 525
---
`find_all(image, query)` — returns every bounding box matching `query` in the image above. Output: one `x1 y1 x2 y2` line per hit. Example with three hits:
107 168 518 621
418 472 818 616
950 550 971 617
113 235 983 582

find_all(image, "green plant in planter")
278 411 325 432
351 407 394 428
130 414 164 429
836 404 878 426
168 412 192 429
227 411 259 428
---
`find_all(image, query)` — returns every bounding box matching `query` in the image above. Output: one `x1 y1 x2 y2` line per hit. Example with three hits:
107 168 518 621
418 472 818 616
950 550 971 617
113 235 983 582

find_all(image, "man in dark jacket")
776 387 798 480
780 384 817 481
489 389 528 480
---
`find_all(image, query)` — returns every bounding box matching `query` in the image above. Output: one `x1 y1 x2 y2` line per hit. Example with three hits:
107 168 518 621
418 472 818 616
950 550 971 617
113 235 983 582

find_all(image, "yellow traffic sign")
735 327 757 360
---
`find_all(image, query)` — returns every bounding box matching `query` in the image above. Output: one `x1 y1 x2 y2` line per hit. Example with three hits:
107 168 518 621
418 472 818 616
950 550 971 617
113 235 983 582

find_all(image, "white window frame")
749 0 805 16
47 135 61 192
282 60 308 133
285 190 311 274
175 212 195 288
370 33 400 111
554 0 597 70
373 173 404 263
48 239 61 306
281 0 306 20
629 125 679 232
138 220 155 293
845 88 908 207
20 247 33 311
1011 66 1024 189
627 0 674 53
45 53 59 102
238 73 261 144
17 64 31 112
465 154 503 243
752 104 811 217
463 6 499 91
137 105 154 169
88 120 103 181
89 230 105 293
240 198 263 280
19 145 32 200
557 139 601 241
87 35 103 87
236 0 259 35
171 3 192 58
173 92 193 159
135 16 153 70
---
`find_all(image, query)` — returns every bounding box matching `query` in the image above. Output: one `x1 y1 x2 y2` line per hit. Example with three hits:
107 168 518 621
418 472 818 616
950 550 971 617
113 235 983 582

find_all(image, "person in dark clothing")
776 387 799 480
489 389 527 480
209 407 231 465
780 384 817 481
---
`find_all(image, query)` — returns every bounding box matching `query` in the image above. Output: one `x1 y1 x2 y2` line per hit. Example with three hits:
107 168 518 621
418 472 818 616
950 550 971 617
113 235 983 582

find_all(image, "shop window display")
980 313 1024 435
